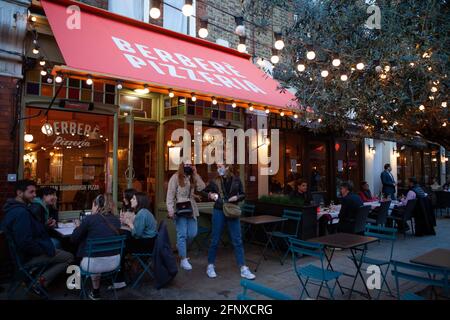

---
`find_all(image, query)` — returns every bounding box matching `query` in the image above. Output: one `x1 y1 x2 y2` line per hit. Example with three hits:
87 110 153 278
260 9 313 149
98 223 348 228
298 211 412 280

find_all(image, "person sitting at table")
397 177 427 207
112 192 158 289
358 181 378 202
337 181 363 233
289 179 312 206
2 180 74 296
30 187 61 249
121 188 137 212
71 193 121 300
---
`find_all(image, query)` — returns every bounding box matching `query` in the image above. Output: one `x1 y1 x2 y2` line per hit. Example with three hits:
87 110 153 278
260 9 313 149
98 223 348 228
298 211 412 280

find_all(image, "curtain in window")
108 0 148 22
163 0 196 36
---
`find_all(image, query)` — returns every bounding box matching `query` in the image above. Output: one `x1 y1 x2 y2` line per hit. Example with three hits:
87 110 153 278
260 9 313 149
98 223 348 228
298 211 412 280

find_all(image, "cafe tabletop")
410 248 450 270
363 200 399 208
309 233 378 249
317 206 340 220
240 215 288 225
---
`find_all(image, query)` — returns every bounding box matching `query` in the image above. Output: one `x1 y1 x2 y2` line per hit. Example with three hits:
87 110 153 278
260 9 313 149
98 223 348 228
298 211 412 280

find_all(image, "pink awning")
41 0 297 110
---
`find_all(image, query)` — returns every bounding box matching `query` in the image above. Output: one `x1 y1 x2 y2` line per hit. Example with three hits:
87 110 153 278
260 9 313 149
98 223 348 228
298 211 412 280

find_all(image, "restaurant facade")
2 0 449 232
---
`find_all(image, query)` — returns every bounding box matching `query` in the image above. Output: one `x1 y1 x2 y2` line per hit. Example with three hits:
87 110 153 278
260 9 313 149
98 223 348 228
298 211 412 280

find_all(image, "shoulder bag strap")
99 213 120 235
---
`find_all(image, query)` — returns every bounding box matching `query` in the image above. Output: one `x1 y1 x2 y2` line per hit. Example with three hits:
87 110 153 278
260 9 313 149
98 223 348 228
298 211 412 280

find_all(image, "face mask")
217 167 226 176
184 166 193 176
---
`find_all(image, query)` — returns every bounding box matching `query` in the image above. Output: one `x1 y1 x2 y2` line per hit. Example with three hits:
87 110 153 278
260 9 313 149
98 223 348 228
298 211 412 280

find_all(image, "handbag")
175 182 194 218
218 178 241 219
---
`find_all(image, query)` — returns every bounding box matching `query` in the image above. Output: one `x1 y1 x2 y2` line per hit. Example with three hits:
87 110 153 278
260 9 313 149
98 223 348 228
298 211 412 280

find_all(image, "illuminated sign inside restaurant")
41 121 101 148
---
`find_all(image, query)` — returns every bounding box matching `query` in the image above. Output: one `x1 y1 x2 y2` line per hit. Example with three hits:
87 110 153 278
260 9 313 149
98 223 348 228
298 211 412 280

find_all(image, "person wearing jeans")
166 163 206 270
203 164 255 280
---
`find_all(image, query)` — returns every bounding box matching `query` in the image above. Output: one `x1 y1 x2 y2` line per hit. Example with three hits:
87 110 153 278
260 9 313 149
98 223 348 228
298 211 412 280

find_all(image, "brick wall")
0 76 19 214
198 1 294 61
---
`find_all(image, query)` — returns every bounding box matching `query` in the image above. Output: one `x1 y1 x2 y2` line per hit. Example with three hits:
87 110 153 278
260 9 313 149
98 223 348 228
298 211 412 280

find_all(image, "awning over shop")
40 0 297 111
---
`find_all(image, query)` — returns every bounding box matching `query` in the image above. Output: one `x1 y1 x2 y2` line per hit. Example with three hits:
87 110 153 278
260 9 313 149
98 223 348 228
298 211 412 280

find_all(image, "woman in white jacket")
166 163 206 270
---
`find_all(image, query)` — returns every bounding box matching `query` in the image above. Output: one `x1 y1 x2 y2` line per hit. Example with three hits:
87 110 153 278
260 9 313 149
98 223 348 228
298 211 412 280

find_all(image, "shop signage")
41 0 297 109
42 121 101 148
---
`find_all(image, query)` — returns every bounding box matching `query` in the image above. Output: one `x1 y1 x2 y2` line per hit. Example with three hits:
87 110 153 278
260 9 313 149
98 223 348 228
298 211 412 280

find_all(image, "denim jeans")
175 216 198 258
208 208 245 267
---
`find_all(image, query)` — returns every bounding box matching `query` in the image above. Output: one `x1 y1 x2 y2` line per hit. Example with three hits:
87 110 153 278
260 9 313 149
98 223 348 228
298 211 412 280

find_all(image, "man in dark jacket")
1 180 73 290
30 187 60 248
380 163 396 200
338 182 363 233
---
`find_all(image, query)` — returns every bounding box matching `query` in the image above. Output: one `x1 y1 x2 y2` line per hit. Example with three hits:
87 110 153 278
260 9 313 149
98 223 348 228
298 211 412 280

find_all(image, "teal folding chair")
241 203 256 240
5 234 49 299
264 209 302 265
348 224 397 299
288 237 342 300
80 235 126 299
391 260 449 300
130 233 158 289
237 279 294 300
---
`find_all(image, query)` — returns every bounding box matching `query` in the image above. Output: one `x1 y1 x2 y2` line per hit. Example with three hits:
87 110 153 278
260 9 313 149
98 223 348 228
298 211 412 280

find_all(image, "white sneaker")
240 266 256 280
180 258 192 270
206 264 217 278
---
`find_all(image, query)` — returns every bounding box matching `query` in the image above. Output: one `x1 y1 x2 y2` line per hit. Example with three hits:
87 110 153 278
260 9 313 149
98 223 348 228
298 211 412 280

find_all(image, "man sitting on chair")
337 182 363 233
1 180 74 296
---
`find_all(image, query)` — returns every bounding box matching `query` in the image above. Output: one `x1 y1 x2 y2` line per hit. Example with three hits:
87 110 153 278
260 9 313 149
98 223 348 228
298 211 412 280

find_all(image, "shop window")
119 94 152 118
23 108 113 212
25 69 117 105
334 139 362 196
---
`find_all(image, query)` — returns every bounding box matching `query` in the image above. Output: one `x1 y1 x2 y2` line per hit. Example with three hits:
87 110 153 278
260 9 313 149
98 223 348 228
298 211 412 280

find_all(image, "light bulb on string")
356 62 365 70
150 1 161 19
191 93 197 102
431 86 438 93
182 0 194 17
419 104 425 111
231 101 237 108
55 73 63 83
198 18 208 38
280 110 285 117
248 104 254 111
274 32 284 50
39 58 46 66
332 58 341 67
297 64 305 72
340 74 348 81
40 69 47 76
168 89 175 98
32 46 39 55
212 97 218 105
320 70 329 78
442 102 447 108
384 65 390 72
265 107 270 114
116 81 123 90
86 75 93 86
237 36 247 53
271 49 280 64
306 51 316 60
293 113 298 119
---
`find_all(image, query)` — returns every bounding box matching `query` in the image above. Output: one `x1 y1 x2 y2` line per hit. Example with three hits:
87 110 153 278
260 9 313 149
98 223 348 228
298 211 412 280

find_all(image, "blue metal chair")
347 224 397 299
391 260 449 300
5 234 49 299
129 234 158 289
288 237 342 300
237 279 294 300
80 235 126 299
241 203 256 240
264 209 302 265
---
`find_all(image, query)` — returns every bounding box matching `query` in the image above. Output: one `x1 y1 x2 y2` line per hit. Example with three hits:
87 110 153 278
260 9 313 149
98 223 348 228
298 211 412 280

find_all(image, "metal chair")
391 260 449 300
241 203 256 240
348 224 397 299
129 234 158 289
80 235 126 299
237 279 294 300
435 191 450 217
288 237 342 300
5 234 49 299
387 199 417 237
353 205 371 234
264 209 302 265
366 201 391 226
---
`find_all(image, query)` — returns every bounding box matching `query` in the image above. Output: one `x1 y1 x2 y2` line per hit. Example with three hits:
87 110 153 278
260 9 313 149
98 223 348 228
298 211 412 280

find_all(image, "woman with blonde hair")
203 164 255 280
166 162 206 270
71 193 121 300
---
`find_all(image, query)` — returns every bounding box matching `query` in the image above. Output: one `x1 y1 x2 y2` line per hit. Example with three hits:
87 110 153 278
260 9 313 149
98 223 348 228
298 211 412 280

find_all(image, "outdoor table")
310 233 378 299
55 222 75 238
410 248 450 299
410 248 450 270
240 215 288 272
317 205 340 224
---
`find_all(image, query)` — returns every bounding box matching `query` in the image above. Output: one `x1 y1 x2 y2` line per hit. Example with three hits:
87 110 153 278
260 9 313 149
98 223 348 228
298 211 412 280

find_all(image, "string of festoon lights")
27 4 302 120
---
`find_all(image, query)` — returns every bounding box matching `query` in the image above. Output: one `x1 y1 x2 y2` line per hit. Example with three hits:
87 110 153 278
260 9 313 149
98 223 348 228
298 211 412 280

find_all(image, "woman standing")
203 164 255 280
71 194 122 300
166 163 206 271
